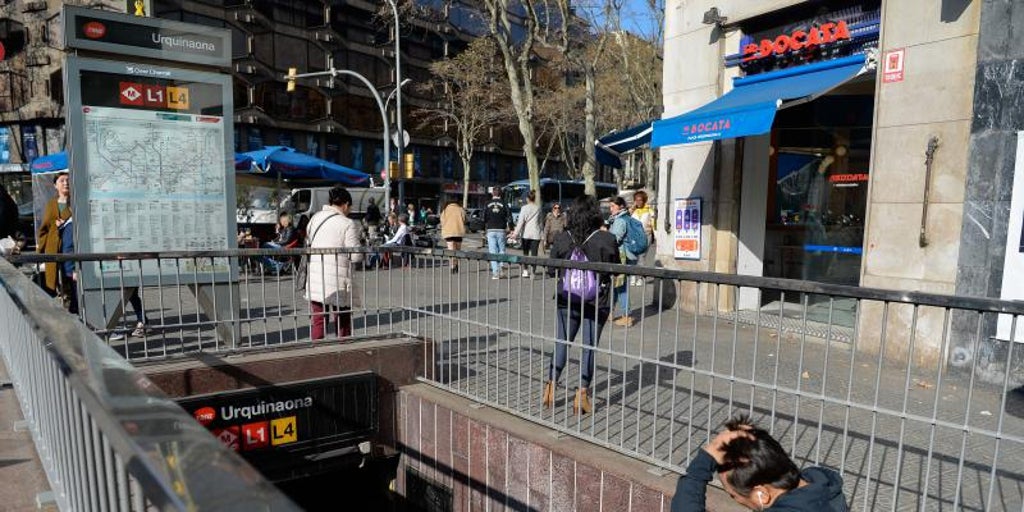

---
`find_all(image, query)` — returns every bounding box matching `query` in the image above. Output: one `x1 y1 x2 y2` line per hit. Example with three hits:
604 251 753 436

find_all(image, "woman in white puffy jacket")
305 186 363 340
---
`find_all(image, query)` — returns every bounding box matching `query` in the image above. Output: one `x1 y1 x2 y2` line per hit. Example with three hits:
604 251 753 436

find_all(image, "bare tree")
416 38 511 207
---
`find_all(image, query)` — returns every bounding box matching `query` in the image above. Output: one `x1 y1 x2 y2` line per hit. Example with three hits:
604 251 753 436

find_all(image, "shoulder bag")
294 212 339 291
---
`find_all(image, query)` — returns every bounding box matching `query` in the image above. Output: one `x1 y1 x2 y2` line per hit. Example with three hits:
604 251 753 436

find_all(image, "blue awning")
652 55 873 148
596 120 654 169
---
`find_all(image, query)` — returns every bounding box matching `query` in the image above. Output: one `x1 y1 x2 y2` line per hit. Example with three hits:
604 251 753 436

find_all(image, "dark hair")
633 190 648 203
565 195 603 245
328 186 352 207
527 190 536 202
398 213 409 224
612 196 628 209
53 172 68 184
718 416 801 495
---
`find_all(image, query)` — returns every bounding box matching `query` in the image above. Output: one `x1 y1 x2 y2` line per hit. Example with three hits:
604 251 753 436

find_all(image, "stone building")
653 0 1022 374
0 0 538 210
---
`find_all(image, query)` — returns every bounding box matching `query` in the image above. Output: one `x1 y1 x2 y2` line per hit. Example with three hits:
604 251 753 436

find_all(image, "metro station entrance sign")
62 7 237 334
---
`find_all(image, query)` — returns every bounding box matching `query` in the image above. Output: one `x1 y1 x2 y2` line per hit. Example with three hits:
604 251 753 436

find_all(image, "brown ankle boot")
573 388 592 415
542 381 555 408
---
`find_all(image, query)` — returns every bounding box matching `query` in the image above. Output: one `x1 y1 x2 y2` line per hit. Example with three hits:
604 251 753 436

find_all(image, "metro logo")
743 20 851 61
119 82 144 106
83 21 107 39
193 406 216 426
213 426 240 451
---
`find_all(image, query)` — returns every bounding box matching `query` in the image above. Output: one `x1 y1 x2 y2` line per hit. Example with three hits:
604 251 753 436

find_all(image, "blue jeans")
615 259 637 317
486 230 506 275
550 306 609 388
261 242 284 273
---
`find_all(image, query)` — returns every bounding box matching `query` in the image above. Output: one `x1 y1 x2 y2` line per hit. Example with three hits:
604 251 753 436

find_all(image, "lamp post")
385 0 404 208
285 67 391 209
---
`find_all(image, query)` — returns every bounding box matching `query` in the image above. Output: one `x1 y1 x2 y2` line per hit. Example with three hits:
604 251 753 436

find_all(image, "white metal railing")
0 257 299 511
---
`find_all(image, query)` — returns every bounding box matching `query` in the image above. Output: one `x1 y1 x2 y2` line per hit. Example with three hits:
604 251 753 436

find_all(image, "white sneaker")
109 331 126 341
130 322 147 338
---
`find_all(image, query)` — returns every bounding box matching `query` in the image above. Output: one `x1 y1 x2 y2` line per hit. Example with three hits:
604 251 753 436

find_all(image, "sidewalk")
0 358 55 511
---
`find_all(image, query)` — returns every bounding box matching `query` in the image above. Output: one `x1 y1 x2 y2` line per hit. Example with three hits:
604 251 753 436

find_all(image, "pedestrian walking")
542 203 567 277
608 196 638 326
108 288 150 340
440 200 467 273
630 190 655 286
543 195 619 415
37 172 71 296
306 186 363 341
671 415 848 511
484 188 512 279
510 190 542 278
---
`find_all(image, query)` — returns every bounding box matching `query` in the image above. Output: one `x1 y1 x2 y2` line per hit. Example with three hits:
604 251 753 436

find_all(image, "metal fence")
0 257 299 511
10 245 1024 511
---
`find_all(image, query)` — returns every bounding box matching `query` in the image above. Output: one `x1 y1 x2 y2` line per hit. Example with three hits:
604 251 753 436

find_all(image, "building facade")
0 0 539 211
655 0 1020 371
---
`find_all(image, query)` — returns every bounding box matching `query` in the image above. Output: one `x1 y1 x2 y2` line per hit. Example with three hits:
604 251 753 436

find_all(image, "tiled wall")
395 385 694 512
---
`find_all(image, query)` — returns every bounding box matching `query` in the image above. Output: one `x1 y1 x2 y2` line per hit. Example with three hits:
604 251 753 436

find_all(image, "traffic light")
403 153 414 179
286 68 297 92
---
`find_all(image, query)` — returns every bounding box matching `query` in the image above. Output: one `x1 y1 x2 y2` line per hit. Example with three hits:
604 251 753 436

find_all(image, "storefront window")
762 87 874 324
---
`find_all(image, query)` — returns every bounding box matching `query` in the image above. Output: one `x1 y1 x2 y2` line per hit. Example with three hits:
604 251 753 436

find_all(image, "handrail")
14 246 1024 316
0 257 300 511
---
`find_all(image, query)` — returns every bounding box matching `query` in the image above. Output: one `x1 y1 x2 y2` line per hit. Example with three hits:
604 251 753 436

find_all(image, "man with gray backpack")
608 196 649 326
544 195 619 415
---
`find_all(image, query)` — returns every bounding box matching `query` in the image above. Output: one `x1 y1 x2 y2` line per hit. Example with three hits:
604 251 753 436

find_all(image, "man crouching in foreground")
672 416 848 511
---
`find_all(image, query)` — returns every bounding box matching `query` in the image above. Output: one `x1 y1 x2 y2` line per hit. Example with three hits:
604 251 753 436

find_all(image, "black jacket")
671 450 848 512
0 184 18 240
549 229 619 313
365 203 382 224
273 226 298 245
484 199 512 231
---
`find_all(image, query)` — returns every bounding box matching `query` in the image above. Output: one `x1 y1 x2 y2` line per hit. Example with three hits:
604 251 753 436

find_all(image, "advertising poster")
0 127 9 164
673 197 701 260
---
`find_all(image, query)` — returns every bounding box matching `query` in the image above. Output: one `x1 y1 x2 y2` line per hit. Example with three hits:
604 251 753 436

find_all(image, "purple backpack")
562 232 600 301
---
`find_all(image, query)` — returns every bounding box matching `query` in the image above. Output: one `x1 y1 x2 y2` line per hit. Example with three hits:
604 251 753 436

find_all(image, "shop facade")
655 0 986 365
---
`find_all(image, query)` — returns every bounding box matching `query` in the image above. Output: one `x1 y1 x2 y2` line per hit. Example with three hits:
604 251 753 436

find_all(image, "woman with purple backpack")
543 195 619 414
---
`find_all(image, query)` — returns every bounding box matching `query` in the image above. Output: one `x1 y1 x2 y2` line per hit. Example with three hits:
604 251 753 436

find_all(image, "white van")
281 187 385 224
237 185 385 230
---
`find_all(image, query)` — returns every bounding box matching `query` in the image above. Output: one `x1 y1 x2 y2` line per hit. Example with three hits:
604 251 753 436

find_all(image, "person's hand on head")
703 424 754 466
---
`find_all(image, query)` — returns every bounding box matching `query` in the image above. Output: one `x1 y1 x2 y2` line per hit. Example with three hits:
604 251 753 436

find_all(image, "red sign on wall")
883 48 906 83
743 20 852 61
0 42 5 62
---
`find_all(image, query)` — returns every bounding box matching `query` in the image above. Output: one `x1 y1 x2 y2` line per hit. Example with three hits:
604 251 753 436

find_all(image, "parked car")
465 208 485 233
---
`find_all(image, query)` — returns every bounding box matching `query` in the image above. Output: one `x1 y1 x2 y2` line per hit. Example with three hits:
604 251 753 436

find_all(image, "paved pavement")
0 358 56 512
86 250 1024 511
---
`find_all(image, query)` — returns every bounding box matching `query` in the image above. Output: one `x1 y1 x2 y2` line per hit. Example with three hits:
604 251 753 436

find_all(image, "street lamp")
385 0 404 207
285 67 392 209
385 78 411 115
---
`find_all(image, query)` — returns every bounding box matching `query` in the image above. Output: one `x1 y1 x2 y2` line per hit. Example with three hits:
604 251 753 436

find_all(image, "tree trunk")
582 64 597 196
461 156 472 208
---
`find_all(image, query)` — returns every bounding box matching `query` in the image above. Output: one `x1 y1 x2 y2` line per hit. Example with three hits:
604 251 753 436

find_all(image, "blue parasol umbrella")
236 146 370 186
29 152 69 174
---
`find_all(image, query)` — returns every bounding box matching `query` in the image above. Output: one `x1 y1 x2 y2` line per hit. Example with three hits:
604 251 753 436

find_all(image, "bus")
501 179 618 222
